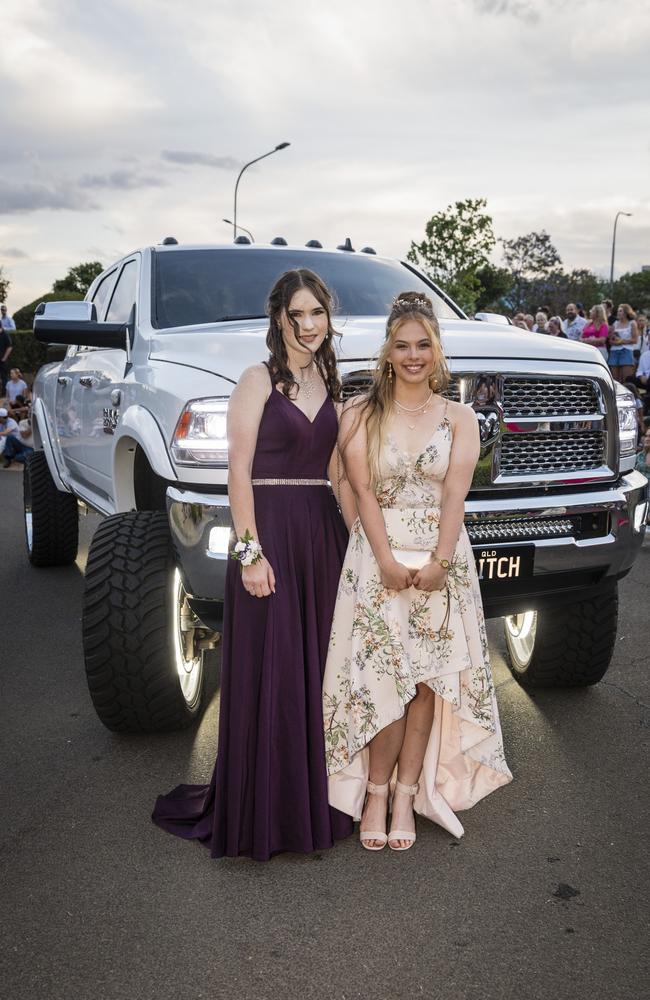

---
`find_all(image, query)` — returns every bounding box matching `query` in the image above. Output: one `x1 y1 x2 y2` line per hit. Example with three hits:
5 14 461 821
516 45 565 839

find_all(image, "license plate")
473 545 535 583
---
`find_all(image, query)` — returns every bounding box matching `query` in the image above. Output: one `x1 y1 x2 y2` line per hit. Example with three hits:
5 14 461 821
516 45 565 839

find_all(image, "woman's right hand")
379 558 414 592
241 557 276 598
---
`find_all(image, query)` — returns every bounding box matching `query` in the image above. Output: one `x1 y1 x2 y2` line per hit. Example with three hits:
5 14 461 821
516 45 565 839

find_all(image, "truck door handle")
57 376 70 386
79 376 97 388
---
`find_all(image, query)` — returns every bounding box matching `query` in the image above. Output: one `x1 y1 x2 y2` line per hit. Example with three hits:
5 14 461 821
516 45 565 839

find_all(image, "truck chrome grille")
341 369 611 486
500 432 604 475
341 373 460 401
503 378 598 417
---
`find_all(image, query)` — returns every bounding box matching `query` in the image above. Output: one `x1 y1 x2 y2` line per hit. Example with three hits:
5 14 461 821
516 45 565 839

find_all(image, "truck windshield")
152 248 462 329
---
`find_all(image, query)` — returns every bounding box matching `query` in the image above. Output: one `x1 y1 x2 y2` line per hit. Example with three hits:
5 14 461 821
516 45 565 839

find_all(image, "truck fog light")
634 501 648 533
207 526 231 557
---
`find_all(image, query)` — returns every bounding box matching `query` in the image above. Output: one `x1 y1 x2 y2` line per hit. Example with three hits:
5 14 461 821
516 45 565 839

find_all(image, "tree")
501 230 562 309
474 263 514 312
613 269 650 313
0 266 10 305
407 198 496 314
52 261 103 296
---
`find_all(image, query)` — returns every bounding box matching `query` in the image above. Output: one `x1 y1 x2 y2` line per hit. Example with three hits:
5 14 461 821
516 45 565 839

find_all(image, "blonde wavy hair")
344 293 450 489
589 304 607 327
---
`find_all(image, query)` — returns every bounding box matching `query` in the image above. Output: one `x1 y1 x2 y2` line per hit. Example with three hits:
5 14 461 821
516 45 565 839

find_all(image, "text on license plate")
473 545 535 582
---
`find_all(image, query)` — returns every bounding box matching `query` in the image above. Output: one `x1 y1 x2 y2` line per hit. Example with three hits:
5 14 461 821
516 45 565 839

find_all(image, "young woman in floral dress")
322 292 512 851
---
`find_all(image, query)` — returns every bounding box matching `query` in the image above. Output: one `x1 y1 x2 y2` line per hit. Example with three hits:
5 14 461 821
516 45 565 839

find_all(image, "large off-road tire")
24 451 79 566
82 511 206 732
503 583 618 687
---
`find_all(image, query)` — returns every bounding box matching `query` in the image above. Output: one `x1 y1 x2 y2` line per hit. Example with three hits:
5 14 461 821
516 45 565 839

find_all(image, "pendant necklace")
297 362 318 400
394 390 433 430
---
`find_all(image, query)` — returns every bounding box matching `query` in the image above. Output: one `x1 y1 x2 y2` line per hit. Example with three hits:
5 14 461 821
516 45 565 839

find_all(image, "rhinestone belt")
251 478 329 486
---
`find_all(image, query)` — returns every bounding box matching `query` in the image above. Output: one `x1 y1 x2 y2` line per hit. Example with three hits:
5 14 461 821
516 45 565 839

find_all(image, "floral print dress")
322 415 512 838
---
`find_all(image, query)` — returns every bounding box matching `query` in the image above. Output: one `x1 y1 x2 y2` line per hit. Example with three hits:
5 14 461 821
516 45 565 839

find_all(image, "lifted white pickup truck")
28 239 648 732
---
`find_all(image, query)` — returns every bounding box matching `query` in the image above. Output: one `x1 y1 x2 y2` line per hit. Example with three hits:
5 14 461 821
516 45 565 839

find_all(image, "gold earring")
430 372 438 390
387 361 393 382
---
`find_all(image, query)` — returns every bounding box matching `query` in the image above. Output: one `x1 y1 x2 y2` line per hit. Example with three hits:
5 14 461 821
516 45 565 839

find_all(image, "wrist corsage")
231 529 263 566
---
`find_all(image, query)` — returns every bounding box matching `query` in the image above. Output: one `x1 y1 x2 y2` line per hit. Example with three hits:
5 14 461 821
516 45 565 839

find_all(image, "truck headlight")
615 384 637 461
171 398 229 466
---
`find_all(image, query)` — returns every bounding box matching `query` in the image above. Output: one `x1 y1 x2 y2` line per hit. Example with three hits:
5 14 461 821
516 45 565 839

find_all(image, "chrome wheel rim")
171 568 203 708
504 611 537 669
24 473 33 553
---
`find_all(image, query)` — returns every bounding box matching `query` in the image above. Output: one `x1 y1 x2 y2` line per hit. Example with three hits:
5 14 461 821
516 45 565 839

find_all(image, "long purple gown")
152 388 354 860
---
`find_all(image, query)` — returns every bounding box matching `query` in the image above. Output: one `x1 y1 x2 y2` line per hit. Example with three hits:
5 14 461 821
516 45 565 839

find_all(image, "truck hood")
148 315 607 380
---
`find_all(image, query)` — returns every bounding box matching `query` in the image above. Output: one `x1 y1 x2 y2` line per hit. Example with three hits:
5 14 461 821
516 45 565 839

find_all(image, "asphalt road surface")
1 467 648 1000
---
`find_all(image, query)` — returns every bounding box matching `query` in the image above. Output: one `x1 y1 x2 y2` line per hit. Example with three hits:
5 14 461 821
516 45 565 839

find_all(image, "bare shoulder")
239 362 272 388
234 363 272 400
341 394 368 426
446 399 478 430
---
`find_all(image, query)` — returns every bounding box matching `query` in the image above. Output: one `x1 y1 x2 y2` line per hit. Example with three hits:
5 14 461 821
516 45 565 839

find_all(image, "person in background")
2 414 34 468
576 302 586 318
7 392 31 421
524 314 535 331
512 313 528 330
0 407 18 456
0 324 12 396
0 305 16 332
609 304 639 383
532 311 548 332
631 346 650 416
5 368 28 405
634 427 650 481
623 383 645 443
635 312 648 358
562 303 588 340
603 299 616 326
580 304 609 359
547 316 567 338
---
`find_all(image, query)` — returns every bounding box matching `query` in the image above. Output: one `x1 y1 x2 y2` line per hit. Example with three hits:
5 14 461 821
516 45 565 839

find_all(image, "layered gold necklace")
393 391 433 430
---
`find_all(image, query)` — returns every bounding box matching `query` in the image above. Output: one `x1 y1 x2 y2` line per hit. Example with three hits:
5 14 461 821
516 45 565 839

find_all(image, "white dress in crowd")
322 411 513 839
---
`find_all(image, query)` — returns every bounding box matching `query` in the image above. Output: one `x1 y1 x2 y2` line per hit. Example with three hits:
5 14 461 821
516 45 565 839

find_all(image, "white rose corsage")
231 528 263 566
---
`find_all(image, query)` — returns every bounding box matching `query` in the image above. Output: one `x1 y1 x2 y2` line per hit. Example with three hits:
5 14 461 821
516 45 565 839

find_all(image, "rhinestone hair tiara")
390 295 434 318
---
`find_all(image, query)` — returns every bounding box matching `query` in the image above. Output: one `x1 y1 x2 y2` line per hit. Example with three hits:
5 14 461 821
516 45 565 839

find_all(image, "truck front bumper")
167 472 648 622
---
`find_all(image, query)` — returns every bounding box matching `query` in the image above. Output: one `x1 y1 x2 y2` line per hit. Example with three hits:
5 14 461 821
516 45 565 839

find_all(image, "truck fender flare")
113 405 178 485
31 398 71 493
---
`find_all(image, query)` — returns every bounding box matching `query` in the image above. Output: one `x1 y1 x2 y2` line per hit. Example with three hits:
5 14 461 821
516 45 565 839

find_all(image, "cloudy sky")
1 0 648 310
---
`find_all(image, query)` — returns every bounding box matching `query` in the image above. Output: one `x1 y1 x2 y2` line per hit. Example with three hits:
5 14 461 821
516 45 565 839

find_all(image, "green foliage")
13 290 82 331
500 231 562 310
614 270 650 313
0 266 10 305
5 330 47 378
407 198 496 314
515 268 607 318
474 264 513 312
52 260 103 296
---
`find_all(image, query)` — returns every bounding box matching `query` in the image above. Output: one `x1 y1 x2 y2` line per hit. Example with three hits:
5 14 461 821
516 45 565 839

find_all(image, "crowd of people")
511 299 650 480
0 305 34 470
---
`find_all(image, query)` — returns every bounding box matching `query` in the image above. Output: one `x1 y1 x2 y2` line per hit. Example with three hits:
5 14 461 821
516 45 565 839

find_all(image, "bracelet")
230 529 263 566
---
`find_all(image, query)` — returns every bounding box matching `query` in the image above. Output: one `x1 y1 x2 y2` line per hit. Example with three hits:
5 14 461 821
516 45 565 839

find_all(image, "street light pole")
610 211 632 299
223 218 253 241
233 142 290 240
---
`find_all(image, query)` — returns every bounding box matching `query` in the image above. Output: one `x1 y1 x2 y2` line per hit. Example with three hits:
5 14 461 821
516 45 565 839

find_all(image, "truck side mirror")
34 300 128 349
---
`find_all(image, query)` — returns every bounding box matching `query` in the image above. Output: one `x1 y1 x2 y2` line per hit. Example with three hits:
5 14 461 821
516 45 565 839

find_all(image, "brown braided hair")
265 269 341 401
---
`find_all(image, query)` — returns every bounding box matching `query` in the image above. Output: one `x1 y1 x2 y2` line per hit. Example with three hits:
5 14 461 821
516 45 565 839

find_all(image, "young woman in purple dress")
152 269 355 860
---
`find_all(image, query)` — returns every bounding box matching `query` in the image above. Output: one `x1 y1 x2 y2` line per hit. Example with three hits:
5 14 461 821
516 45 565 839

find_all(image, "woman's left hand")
412 559 448 592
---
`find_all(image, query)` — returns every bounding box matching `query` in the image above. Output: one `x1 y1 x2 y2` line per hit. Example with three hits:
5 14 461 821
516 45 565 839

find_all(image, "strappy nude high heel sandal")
388 780 419 851
360 780 390 851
